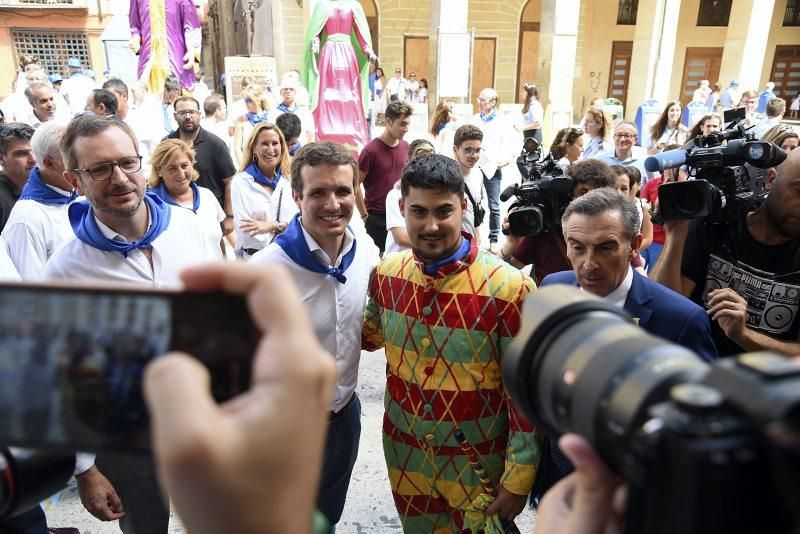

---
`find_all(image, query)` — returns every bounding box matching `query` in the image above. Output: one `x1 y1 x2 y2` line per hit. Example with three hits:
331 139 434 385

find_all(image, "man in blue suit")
530 187 717 506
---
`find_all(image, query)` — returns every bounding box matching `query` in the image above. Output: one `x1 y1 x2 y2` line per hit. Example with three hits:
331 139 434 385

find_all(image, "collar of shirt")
93 206 153 243
598 266 634 309
300 218 355 268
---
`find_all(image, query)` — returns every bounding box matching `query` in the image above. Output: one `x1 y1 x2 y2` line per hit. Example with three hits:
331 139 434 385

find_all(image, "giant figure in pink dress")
128 0 202 93
300 0 377 152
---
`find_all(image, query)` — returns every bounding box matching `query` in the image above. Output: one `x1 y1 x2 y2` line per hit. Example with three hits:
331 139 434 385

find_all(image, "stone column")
718 0 775 91
428 0 470 110
538 0 580 138
626 0 681 111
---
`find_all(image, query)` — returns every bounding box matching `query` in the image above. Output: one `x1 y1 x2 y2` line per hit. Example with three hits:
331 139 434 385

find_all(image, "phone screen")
0 284 257 452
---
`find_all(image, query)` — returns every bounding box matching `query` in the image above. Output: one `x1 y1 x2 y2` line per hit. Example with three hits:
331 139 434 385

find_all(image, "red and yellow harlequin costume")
362 235 539 532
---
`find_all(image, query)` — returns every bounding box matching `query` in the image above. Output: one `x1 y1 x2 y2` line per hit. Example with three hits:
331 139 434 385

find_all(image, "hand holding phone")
144 262 337 534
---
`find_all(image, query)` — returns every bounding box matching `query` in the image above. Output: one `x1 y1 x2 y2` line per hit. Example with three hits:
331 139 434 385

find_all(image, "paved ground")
43 348 536 533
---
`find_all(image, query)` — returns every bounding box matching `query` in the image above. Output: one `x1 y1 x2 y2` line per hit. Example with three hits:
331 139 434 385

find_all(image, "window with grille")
617 0 638 25
785 0 800 25
11 29 90 77
697 0 731 26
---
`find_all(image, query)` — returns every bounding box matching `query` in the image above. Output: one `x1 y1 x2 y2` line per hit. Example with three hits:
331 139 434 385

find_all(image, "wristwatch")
276 222 286 233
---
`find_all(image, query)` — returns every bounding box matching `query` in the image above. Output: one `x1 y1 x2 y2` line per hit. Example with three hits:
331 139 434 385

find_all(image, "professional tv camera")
644 122 786 223
0 448 73 519
504 285 800 534
500 137 573 236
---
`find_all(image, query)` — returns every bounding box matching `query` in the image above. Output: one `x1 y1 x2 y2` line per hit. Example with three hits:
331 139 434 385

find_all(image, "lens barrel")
0 448 73 517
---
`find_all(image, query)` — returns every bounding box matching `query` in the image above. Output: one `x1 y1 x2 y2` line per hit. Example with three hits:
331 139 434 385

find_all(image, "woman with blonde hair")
230 122 298 259
149 139 226 258
233 84 272 166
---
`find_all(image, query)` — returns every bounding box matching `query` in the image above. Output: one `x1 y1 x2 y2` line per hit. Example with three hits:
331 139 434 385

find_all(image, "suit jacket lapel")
624 270 654 328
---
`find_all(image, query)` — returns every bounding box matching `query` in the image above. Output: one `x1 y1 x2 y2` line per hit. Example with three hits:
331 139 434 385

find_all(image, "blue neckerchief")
245 163 281 189
19 167 76 205
246 111 269 125
151 181 200 213
277 102 296 113
436 121 447 134
289 142 302 157
274 214 356 284
422 236 471 275
68 192 171 258
479 109 497 123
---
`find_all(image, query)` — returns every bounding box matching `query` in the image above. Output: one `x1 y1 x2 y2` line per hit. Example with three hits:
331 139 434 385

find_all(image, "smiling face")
667 103 681 126
565 210 641 297
32 85 56 121
613 123 637 156
454 139 481 170
253 128 283 175
401 186 466 262
159 151 195 197
65 126 145 221
294 163 355 247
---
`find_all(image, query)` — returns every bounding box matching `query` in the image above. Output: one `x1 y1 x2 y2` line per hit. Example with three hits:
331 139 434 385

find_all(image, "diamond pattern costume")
363 236 539 532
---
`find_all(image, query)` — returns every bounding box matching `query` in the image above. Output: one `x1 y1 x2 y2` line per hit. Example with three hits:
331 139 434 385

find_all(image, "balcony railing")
0 0 87 8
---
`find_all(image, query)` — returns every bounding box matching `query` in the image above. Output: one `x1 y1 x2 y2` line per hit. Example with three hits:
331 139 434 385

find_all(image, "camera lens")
0 448 74 517
658 181 716 221
504 286 707 471
508 206 544 236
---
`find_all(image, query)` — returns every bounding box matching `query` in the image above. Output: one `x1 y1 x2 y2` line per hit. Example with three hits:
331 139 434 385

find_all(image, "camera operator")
498 159 615 284
651 147 800 357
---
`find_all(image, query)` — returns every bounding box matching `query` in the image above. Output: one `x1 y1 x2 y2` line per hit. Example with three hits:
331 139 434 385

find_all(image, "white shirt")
384 187 407 254
231 171 298 255
2 191 78 280
0 237 20 281
469 111 519 178
250 224 379 412
270 104 316 143
462 166 485 238
59 73 96 115
385 77 408 99
21 107 72 129
200 117 233 151
169 186 226 259
593 146 655 183
602 266 634 309
751 116 780 139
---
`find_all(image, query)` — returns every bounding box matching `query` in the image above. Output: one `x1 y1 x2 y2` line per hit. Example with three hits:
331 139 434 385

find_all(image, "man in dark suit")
531 187 717 506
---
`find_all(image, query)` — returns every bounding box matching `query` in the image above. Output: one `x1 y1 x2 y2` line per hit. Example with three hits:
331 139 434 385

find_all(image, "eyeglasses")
73 156 143 181
459 146 482 156
614 133 635 140
176 110 199 117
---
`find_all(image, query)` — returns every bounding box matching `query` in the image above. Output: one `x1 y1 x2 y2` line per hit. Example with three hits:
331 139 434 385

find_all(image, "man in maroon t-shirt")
357 100 412 252
497 159 616 284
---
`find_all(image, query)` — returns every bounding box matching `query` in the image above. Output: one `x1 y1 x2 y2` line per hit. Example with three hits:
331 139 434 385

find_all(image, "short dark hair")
173 96 200 111
61 114 137 172
102 77 128 97
290 142 358 197
385 100 413 122
91 89 119 116
275 113 302 141
400 153 464 199
562 187 640 240
624 165 642 187
203 94 225 116
454 124 483 146
565 159 616 188
0 122 34 154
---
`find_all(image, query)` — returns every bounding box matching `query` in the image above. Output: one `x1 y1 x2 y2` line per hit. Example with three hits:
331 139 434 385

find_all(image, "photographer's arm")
143 263 336 534
650 219 696 298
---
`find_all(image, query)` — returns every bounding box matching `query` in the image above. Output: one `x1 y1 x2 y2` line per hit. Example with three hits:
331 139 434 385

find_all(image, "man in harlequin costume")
128 0 202 93
362 154 539 532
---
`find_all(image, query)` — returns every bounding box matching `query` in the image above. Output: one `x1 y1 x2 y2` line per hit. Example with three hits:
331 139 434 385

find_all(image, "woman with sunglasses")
232 84 272 168
230 122 297 259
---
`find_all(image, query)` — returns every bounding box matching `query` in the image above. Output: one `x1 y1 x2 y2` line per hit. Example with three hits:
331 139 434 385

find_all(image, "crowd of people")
0 48 798 534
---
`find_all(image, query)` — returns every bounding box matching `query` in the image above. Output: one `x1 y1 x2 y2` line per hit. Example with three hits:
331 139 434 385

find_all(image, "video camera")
500 137 574 236
504 285 800 534
644 123 786 223
0 448 73 519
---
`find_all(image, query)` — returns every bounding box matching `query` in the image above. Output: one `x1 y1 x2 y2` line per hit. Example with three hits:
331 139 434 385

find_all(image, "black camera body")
502 138 574 236
504 286 800 533
645 124 785 224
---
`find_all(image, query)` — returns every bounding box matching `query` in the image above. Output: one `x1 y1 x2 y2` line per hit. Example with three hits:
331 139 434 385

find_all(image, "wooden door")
608 41 633 110
404 36 429 84
471 37 496 105
679 47 723 106
769 46 800 103
516 0 540 102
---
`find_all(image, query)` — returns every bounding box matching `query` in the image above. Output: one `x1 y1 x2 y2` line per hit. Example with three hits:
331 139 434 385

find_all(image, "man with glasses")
592 121 651 184
452 124 487 241
469 87 517 253
166 96 237 239
384 68 408 103
44 113 219 533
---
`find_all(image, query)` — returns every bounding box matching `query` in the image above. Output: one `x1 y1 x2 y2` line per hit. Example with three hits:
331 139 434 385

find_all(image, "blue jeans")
643 242 664 273
317 394 362 531
0 505 47 533
483 168 502 243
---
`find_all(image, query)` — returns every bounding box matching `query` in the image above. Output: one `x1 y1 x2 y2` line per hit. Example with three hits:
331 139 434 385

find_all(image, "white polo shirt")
469 112 518 178
44 204 219 287
167 185 226 259
384 187 407 254
230 171 298 255
250 224 379 412
2 193 78 280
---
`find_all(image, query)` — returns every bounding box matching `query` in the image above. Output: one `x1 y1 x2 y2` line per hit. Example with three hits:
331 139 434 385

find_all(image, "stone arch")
516 0 540 102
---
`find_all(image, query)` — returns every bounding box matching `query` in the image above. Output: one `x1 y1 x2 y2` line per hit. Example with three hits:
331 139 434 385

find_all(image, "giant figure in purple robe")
128 0 202 93
300 0 376 152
